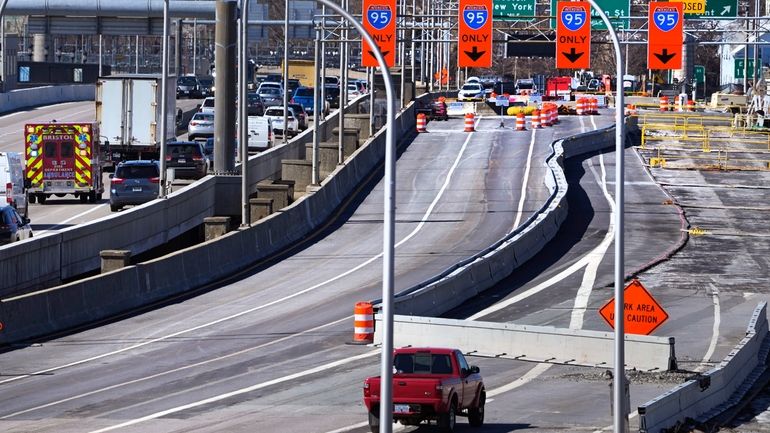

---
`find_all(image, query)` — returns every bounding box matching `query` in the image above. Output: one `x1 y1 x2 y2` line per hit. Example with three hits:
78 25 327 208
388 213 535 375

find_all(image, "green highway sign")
699 0 738 18
550 0 629 30
734 58 760 79
694 65 705 84
494 0 536 20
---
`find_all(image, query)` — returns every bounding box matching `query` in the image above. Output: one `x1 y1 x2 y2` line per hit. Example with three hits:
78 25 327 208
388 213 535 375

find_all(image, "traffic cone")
515 112 526 131
659 96 669 112
464 113 475 132
416 113 427 132
352 302 374 344
687 99 695 112
541 107 551 127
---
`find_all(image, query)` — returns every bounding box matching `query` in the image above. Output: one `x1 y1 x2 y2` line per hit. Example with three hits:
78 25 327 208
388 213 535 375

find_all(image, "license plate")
394 404 410 414
178 158 186 163
132 187 142 192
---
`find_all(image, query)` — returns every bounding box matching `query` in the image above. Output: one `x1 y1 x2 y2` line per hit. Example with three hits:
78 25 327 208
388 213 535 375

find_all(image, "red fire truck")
24 123 104 204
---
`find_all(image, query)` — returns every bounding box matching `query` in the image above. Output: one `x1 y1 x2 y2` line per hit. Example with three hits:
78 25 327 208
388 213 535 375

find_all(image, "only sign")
366 4 393 30
561 6 587 31
652 6 680 32
463 4 489 30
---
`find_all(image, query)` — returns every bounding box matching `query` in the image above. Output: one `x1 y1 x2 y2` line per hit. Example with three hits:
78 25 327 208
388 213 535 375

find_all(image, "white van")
0 152 28 218
247 116 272 151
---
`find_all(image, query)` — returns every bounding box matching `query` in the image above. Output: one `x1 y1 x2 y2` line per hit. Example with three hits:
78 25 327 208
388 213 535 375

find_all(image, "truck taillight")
5 182 11 204
435 384 444 392
363 382 371 397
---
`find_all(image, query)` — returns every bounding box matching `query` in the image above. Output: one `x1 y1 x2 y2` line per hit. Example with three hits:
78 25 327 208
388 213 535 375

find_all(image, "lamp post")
159 0 170 197
239 0 249 226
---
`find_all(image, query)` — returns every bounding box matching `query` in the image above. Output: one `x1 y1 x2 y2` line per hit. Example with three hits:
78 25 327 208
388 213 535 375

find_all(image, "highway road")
1 106 767 432
0 99 202 235
0 110 647 433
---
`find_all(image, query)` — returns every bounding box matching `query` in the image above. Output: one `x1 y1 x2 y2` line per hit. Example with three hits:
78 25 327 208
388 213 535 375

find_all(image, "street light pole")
239 0 250 226
283 0 290 145
159 0 170 197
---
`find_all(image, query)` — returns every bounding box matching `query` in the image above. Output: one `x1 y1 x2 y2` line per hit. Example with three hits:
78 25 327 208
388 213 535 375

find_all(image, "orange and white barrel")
531 110 541 129
353 302 374 344
464 113 475 132
659 96 669 112
541 107 551 127
576 98 585 116
416 113 427 132
515 112 526 131
687 99 695 112
589 98 598 115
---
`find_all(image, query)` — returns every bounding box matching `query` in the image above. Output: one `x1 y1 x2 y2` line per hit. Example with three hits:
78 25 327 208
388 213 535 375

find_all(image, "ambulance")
24 123 104 204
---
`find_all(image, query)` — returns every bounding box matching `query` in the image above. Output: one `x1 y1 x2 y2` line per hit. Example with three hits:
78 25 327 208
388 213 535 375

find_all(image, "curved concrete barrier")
0 93 419 345
0 85 95 115
638 302 769 433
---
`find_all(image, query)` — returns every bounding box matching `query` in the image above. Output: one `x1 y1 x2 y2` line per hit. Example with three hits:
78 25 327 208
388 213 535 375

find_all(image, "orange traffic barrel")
416 113 427 133
687 99 695 112
589 98 598 115
576 98 585 116
531 110 541 129
515 112 526 131
659 96 669 112
353 302 374 344
542 107 552 127
464 112 475 132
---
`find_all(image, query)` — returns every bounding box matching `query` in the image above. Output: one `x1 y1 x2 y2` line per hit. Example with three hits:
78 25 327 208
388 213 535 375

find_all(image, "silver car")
188 112 215 140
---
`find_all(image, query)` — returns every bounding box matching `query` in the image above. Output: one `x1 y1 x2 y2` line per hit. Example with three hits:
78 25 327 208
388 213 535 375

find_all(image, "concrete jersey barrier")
0 85 95 115
374 314 676 372
638 302 769 433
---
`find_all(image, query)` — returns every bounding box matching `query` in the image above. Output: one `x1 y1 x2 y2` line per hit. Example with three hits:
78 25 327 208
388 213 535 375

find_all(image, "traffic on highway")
1 0 770 432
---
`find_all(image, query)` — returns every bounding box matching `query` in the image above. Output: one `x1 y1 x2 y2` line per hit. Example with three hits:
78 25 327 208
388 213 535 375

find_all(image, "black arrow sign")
653 49 676 65
368 50 391 59
464 46 486 62
562 48 584 63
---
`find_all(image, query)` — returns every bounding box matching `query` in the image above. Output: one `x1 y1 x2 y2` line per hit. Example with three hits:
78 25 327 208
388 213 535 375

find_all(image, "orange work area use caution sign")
361 0 397 68
648 2 683 70
599 279 669 335
458 0 493 68
555 1 591 69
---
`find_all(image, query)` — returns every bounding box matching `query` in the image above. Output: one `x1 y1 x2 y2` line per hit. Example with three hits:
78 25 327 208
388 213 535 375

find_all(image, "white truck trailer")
96 74 177 168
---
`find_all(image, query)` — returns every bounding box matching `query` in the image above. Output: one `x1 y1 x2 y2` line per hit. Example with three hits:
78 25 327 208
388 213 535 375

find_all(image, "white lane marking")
0 124 477 385
512 127 537 231
486 362 552 398
696 284 720 372
35 203 108 235
570 153 614 329
88 350 381 433
0 316 351 419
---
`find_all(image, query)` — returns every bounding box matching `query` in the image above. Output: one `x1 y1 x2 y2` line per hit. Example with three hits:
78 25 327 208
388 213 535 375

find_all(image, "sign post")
495 95 509 127
458 0 493 68
599 280 669 335
361 0 397 68
556 1 591 70
648 2 683 70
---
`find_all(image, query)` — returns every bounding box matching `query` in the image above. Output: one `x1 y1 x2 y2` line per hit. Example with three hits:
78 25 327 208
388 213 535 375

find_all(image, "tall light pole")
159 0 170 197
283 0 290 145
239 0 250 226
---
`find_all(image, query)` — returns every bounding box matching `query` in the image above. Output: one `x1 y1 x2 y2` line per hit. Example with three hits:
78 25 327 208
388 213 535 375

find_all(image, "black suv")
166 142 208 180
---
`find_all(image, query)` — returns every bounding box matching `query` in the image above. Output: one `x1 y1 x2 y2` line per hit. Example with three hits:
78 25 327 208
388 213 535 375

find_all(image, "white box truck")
96 74 177 168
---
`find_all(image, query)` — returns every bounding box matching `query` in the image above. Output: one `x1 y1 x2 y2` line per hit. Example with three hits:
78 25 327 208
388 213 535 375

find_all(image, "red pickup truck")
363 347 485 432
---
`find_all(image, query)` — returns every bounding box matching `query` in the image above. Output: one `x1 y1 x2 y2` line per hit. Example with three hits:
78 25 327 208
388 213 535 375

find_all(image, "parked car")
458 82 485 101
177 76 200 98
258 87 283 107
287 103 308 130
364 347 485 432
291 86 319 115
199 96 215 114
108 160 160 212
247 93 265 116
347 82 362 101
264 107 299 137
197 76 214 97
165 141 209 180
0 204 32 245
325 85 341 109
0 152 28 218
187 112 215 140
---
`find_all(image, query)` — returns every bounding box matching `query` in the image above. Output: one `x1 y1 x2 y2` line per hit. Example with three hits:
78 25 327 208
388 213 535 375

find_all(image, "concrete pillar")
214 0 237 172
332 127 360 157
249 198 273 222
33 34 48 62
100 250 131 274
281 160 313 194
174 19 182 75
204 216 231 241
256 182 290 210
